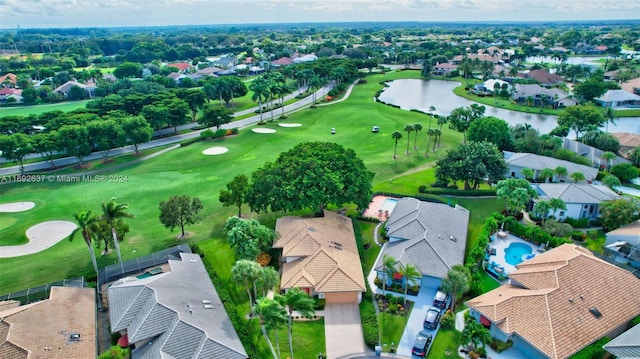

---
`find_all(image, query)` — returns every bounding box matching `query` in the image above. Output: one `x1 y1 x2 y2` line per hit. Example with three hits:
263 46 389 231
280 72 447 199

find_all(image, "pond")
377 79 640 135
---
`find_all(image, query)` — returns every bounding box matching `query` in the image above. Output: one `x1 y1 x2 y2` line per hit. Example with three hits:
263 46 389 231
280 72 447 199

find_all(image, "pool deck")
488 233 538 274
362 195 397 221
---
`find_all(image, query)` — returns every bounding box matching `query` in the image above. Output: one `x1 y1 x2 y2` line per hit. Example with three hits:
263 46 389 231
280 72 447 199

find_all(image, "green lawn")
0 100 91 117
269 319 326 359
429 327 461 358
453 84 563 116
379 312 408 352
448 197 503 257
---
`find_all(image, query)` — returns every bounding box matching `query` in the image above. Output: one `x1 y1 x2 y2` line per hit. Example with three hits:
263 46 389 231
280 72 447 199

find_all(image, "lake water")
377 79 640 135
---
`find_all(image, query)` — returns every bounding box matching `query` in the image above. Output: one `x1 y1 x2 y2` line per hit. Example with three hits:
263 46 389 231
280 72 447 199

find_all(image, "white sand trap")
252 128 276 133
278 123 302 128
0 220 77 258
202 146 229 155
0 201 35 213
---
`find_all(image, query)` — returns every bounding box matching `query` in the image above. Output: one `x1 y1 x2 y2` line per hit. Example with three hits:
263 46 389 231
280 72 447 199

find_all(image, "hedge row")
360 287 379 349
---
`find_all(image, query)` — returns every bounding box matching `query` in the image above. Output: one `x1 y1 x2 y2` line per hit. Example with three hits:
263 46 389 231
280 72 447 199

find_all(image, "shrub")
490 339 513 353
214 128 227 138
611 163 639 182
200 129 214 139
440 310 455 329
571 231 587 242
564 217 590 228
418 185 428 193
476 347 487 358
542 219 574 238
180 137 202 147
360 290 379 349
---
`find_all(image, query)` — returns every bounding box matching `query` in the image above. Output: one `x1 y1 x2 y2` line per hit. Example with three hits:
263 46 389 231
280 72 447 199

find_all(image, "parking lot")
395 285 446 357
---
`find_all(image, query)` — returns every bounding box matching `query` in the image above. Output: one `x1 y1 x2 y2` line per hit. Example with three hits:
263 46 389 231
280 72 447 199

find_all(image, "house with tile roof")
53 80 95 98
274 210 366 304
374 198 469 289
0 286 96 359
432 62 458 76
108 252 247 359
603 323 640 358
532 183 619 221
0 73 18 87
167 62 192 73
620 77 640 96
466 244 640 359
272 57 294 66
522 69 564 86
505 152 598 183
511 84 576 108
594 89 640 108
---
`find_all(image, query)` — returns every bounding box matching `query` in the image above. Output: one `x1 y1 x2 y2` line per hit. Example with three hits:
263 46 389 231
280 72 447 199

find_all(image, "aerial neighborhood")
1 17 640 359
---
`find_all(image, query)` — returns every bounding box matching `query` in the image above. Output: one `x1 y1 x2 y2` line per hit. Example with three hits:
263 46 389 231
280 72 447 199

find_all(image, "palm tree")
549 198 567 219
571 171 586 183
532 200 552 223
462 319 493 351
432 129 441 152
254 297 287 359
391 131 402 159
413 123 422 149
605 107 616 133
250 76 270 122
404 124 414 154
277 288 315 359
441 264 470 311
381 254 397 294
398 263 421 305
428 106 436 130
554 166 568 181
425 128 435 156
101 198 133 271
521 168 535 182
601 151 616 172
308 74 323 104
232 259 261 317
539 168 555 183
71 211 100 275
437 115 447 146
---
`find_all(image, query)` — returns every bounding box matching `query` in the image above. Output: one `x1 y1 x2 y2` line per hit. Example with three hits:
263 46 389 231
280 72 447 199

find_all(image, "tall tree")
219 174 249 217
496 178 537 214
0 133 33 174
435 142 506 190
199 103 233 129
232 260 261 316
412 123 423 150
381 254 397 295
467 116 514 151
549 198 567 219
601 151 617 172
225 217 275 260
158 195 203 238
425 128 435 157
246 142 374 214
120 116 153 155
255 266 280 299
398 263 421 305
599 198 640 231
441 264 471 311
56 125 92 166
32 131 58 169
101 198 134 270
448 105 485 143
250 76 270 122
71 211 100 275
404 124 414 154
557 104 605 140
87 120 126 162
391 131 402 159
254 297 288 359
276 288 316 359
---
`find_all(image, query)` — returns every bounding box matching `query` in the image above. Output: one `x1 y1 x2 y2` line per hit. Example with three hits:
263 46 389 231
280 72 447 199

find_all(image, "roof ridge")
130 300 163 341
544 293 559 359
112 285 146 330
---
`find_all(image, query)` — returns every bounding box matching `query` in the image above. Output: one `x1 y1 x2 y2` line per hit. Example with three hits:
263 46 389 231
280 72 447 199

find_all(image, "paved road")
0 84 332 176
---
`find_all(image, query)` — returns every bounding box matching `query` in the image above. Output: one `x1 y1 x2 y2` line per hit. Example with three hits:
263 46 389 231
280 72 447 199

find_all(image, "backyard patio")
486 232 541 277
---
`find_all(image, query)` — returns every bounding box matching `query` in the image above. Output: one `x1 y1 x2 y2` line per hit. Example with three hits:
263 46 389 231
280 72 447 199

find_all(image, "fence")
0 277 85 305
97 244 191 288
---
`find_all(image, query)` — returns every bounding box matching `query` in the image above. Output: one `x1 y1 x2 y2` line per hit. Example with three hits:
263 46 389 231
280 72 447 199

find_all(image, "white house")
532 183 619 220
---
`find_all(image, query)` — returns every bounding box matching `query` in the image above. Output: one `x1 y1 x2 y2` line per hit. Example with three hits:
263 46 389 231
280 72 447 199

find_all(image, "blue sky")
1 0 638 29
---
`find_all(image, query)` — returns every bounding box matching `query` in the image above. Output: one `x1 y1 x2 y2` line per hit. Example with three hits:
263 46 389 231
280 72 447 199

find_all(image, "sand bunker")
252 128 276 133
202 146 229 155
0 201 36 213
278 123 302 128
0 220 77 258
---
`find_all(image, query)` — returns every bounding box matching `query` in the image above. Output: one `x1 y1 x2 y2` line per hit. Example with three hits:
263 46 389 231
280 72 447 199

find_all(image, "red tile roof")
167 62 191 71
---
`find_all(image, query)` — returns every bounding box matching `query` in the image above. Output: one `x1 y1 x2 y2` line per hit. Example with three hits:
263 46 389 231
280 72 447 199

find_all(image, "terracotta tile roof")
167 62 191 71
606 219 640 237
0 287 96 359
0 73 17 85
274 211 366 293
527 69 564 85
611 132 640 149
621 77 640 94
467 244 640 359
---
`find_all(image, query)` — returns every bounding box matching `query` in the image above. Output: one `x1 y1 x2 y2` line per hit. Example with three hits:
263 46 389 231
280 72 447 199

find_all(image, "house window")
559 211 565 217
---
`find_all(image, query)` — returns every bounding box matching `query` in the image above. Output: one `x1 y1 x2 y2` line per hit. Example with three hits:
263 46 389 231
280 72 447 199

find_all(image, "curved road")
0 83 335 177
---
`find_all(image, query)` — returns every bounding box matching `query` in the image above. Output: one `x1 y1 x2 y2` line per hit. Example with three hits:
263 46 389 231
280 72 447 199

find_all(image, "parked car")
423 308 441 330
433 290 449 309
411 330 433 357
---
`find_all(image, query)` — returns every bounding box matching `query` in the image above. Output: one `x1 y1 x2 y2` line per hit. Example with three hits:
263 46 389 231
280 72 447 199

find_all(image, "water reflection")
377 79 639 135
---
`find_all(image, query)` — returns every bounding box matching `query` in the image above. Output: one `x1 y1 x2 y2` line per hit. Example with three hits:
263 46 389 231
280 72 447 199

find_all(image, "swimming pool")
381 198 398 212
504 242 533 266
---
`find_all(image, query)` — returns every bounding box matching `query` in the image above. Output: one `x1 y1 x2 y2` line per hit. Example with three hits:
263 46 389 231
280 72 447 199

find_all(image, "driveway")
325 303 366 359
396 286 439 357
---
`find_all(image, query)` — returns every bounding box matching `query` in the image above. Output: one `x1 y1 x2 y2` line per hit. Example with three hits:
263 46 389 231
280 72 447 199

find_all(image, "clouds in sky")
1 0 638 28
